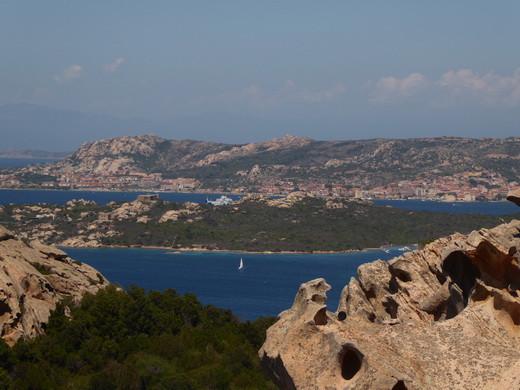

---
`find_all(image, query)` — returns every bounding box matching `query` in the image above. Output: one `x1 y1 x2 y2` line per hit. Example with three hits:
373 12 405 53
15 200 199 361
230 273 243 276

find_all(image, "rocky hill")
6 134 520 188
259 200 520 389
0 226 108 346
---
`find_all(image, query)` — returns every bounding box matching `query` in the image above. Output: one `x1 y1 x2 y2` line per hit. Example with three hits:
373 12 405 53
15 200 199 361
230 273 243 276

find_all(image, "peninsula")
1 192 517 252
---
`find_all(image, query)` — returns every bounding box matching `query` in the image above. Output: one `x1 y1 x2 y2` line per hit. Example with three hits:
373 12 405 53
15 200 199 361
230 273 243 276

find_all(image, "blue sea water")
64 247 401 321
372 199 519 215
1 189 518 215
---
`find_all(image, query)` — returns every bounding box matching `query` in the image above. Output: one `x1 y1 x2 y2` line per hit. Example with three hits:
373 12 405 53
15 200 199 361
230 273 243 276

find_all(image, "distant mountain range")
0 103 156 152
7 133 520 189
0 103 331 151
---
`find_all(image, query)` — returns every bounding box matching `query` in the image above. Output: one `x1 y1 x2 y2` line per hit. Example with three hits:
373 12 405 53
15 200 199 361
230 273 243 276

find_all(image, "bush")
7 286 276 389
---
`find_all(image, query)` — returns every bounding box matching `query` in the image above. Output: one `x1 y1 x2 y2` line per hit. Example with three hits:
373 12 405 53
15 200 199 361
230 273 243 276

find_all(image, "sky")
1 1 520 150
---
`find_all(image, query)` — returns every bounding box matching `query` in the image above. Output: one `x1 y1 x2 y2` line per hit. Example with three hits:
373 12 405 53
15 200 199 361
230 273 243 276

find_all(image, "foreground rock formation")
507 188 520 207
0 226 108 346
260 219 520 389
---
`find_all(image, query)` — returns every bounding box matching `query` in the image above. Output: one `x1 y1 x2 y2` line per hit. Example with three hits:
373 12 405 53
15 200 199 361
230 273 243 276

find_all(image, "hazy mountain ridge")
7 134 520 187
0 149 70 159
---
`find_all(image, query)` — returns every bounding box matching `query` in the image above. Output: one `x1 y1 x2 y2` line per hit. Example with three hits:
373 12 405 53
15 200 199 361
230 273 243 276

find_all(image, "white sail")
239 258 244 270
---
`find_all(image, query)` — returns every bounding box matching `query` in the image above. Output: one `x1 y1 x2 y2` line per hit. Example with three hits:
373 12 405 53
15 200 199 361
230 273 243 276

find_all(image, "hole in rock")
313 307 327 325
435 271 447 285
392 380 408 390
337 311 347 321
0 301 11 316
365 287 376 303
311 293 326 304
388 276 399 294
394 269 412 283
383 297 399 319
442 251 480 305
340 345 363 380
493 294 520 326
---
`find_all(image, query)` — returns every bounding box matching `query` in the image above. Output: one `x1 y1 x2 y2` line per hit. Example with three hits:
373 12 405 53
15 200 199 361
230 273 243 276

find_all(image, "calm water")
64 247 402 321
0 189 518 215
372 199 519 215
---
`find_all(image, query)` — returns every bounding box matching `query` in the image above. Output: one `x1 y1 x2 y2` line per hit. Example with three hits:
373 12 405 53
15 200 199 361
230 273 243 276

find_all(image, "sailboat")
238 258 244 270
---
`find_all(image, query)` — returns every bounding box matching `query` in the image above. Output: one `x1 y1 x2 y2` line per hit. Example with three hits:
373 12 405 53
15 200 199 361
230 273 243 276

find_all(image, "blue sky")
2 1 520 149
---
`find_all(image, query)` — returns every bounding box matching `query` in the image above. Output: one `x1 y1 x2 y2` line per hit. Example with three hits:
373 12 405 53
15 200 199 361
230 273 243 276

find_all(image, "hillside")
4 134 520 192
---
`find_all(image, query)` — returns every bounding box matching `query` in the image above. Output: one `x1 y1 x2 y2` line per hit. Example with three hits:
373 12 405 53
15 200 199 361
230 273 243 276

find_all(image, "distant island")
1 192 517 252
1 134 519 202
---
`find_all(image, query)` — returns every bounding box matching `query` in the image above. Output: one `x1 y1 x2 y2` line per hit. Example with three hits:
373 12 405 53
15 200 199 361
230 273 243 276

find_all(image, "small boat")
238 258 244 270
398 246 410 251
383 248 390 253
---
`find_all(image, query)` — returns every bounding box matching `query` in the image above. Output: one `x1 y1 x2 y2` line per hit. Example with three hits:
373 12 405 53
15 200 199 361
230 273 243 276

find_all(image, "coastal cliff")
0 226 108 346
259 198 520 389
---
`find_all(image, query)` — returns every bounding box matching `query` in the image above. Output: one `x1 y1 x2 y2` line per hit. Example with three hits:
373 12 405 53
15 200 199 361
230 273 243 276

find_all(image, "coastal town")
0 166 517 202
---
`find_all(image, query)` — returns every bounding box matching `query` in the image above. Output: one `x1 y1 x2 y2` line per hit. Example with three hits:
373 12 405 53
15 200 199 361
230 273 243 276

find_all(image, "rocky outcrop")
158 202 200 222
260 219 520 389
110 200 154 220
267 192 314 208
195 136 314 168
0 226 108 346
507 189 520 207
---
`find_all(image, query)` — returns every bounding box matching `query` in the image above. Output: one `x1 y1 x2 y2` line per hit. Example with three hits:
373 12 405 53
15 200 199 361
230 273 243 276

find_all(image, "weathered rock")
159 203 200 223
136 216 151 224
110 200 153 220
0 226 108 346
507 189 520 207
65 199 97 207
267 192 315 208
260 220 520 389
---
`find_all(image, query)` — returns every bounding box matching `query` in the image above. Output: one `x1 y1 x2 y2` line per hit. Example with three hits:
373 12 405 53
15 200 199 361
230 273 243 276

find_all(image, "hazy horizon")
2 2 520 151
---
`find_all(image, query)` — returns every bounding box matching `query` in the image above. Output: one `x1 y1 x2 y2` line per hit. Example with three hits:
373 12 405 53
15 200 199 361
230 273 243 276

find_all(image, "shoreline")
0 187 511 203
59 243 392 255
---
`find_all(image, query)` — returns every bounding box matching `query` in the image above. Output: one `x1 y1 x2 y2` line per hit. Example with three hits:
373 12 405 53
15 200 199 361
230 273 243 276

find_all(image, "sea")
1 167 519 319
65 247 400 321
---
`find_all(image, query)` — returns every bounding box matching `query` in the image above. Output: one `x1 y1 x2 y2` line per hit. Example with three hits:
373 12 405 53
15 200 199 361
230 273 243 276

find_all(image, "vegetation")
0 286 277 389
3 197 519 252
